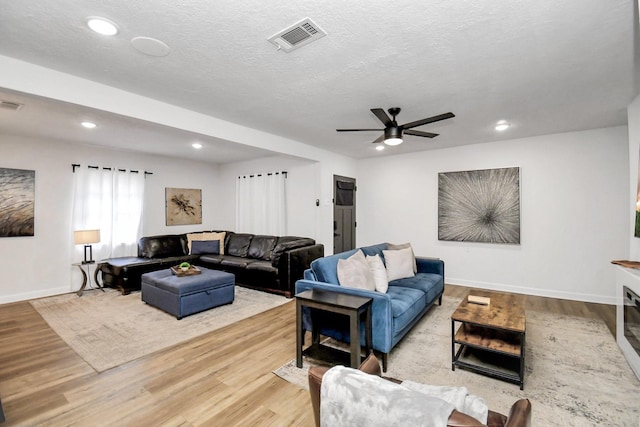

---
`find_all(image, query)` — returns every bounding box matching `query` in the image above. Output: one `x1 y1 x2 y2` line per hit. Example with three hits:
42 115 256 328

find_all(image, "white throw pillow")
366 254 388 293
337 250 375 291
387 242 417 273
383 247 416 281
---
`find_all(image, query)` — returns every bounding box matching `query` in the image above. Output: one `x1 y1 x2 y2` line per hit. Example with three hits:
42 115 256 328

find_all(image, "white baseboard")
446 278 616 305
0 286 70 304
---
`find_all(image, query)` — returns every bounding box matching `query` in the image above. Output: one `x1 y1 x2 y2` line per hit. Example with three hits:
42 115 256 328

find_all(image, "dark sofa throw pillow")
191 240 220 255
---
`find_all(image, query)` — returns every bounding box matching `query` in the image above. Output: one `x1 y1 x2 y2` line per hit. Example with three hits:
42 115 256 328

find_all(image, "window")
72 166 145 260
236 171 286 235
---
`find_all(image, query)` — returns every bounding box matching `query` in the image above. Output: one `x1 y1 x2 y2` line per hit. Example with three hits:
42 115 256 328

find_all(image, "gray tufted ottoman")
141 267 235 319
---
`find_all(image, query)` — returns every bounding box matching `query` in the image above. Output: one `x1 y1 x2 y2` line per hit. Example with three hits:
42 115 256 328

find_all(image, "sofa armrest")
416 257 444 276
503 399 532 427
277 244 324 297
271 236 317 266
308 365 328 427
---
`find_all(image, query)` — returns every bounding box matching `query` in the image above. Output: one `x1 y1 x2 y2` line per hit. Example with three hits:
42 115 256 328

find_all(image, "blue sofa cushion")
390 273 443 294
191 240 220 255
387 286 427 335
360 243 387 257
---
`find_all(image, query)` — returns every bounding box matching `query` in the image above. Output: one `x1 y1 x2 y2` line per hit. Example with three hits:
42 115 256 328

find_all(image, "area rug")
31 286 290 373
274 296 640 426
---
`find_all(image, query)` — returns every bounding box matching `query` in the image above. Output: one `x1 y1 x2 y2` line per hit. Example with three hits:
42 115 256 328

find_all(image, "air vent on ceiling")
0 100 24 111
267 18 327 53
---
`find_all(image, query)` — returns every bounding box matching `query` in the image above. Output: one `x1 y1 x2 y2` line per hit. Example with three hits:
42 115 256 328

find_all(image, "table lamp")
74 229 100 264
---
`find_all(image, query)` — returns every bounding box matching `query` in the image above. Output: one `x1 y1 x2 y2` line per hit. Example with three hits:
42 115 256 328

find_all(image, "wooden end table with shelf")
451 290 526 389
296 289 372 369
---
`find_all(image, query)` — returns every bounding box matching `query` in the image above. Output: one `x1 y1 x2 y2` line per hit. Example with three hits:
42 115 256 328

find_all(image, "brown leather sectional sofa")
97 231 324 297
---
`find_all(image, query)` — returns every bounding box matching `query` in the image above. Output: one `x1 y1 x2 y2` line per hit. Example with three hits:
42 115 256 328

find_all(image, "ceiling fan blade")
372 134 385 144
371 108 393 126
402 112 455 130
405 129 439 138
337 128 383 132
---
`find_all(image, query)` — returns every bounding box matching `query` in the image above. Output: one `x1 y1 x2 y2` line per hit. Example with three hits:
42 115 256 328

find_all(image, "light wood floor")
0 285 615 426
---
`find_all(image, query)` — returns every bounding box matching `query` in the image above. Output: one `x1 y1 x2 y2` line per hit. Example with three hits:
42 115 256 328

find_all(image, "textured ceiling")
0 0 636 162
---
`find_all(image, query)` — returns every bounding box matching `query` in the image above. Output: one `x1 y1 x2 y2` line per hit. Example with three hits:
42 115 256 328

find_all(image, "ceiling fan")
337 107 455 146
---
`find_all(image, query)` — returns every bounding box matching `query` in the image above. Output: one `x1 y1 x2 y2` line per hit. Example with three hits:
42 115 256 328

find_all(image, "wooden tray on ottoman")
170 265 201 276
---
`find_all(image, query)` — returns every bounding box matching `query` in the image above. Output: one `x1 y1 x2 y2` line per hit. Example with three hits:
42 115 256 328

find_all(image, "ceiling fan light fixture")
384 137 403 146
384 126 403 145
336 107 454 149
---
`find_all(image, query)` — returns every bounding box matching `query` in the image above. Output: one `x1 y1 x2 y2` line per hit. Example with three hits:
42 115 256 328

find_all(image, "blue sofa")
295 243 444 371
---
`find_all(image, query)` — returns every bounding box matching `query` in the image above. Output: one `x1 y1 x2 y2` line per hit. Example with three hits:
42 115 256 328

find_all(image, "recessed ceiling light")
495 120 510 132
81 121 97 129
131 37 171 57
375 144 385 151
192 143 203 149
87 17 119 36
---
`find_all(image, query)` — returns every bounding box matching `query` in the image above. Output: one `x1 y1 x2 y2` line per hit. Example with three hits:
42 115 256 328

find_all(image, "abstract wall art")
0 167 35 237
165 187 202 226
438 167 520 244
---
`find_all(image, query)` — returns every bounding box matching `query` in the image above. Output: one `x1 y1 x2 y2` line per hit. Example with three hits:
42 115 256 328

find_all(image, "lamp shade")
74 229 100 245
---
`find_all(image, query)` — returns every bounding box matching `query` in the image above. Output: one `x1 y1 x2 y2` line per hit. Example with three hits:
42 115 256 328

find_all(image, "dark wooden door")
333 175 356 253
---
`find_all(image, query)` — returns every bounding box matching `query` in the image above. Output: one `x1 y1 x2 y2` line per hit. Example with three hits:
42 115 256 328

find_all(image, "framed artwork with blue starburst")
438 167 520 244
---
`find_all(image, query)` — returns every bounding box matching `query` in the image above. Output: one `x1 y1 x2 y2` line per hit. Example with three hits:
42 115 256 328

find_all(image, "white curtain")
72 167 145 261
236 171 286 235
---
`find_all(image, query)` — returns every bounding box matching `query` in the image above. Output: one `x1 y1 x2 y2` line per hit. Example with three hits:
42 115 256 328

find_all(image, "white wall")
629 94 640 260
357 127 629 304
218 155 319 238
0 135 222 303
0 126 630 304
217 154 359 254
0 132 356 303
